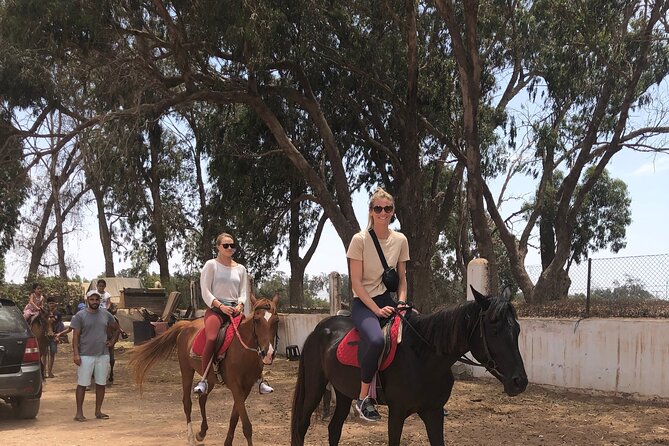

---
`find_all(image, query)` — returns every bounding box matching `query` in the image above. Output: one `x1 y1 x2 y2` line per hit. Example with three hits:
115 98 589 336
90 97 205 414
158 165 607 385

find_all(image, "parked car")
0 297 42 418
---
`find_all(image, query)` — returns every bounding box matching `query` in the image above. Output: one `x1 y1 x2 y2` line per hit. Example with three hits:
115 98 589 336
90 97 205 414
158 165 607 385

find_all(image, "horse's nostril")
513 375 528 389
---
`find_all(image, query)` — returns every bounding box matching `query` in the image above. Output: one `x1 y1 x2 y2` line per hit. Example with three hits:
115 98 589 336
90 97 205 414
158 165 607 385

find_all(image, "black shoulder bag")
368 229 399 292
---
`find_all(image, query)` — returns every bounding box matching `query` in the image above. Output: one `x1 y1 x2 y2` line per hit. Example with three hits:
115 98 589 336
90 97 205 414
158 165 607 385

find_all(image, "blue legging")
351 292 397 383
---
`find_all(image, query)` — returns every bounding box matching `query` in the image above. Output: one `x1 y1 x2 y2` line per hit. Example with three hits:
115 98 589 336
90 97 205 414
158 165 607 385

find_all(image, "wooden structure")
119 288 167 314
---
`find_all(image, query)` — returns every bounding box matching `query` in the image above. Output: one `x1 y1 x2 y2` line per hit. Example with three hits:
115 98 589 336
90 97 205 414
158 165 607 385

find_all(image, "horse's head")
469 285 528 396
250 292 280 365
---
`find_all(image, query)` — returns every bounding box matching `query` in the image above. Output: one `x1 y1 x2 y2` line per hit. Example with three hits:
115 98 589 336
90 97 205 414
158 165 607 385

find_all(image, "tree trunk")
91 186 115 277
193 137 211 262
51 173 67 280
147 121 170 284
287 196 305 308
28 197 55 276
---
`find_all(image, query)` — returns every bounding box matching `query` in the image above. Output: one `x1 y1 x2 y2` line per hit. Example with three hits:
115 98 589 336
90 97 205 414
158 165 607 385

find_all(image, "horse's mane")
410 297 516 356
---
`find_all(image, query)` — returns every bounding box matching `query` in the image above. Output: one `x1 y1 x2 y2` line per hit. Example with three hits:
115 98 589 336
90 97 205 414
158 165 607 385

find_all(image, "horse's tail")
291 325 330 446
128 320 190 392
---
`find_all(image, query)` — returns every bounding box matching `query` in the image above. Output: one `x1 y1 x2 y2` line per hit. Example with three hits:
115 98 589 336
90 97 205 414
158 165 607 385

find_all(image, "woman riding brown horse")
129 294 280 446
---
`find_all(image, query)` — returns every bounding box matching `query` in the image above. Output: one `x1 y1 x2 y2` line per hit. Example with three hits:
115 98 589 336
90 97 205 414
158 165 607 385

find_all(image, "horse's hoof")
196 432 206 442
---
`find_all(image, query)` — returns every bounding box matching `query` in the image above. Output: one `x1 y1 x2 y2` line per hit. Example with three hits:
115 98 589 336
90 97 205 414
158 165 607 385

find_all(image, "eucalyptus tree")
434 0 669 302
103 118 196 285
0 0 468 308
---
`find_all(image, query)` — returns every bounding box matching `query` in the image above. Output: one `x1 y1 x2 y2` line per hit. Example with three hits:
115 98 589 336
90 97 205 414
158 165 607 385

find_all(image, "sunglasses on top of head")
372 205 394 214
220 243 237 249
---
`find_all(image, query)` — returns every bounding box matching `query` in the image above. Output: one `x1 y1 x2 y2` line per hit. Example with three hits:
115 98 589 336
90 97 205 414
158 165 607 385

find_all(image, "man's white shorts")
77 355 110 386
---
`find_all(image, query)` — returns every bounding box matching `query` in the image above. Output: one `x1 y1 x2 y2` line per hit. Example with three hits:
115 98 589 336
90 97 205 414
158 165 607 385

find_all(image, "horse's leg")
387 406 408 446
227 384 254 446
195 380 214 442
321 383 332 420
108 346 115 383
417 407 445 446
327 389 353 446
40 349 47 381
223 405 240 446
180 358 197 446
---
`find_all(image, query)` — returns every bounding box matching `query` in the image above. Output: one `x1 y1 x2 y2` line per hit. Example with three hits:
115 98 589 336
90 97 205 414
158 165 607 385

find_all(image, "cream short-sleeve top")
346 229 410 298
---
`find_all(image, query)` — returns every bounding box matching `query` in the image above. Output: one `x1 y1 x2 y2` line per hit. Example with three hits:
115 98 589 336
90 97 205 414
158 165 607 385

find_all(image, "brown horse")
28 308 51 381
129 294 280 446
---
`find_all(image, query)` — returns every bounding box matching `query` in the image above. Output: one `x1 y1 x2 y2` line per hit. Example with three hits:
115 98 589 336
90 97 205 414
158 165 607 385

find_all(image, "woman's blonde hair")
366 187 395 229
215 232 235 246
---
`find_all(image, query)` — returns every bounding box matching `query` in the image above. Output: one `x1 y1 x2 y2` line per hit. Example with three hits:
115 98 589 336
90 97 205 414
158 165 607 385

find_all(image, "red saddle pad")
336 314 401 371
191 313 244 358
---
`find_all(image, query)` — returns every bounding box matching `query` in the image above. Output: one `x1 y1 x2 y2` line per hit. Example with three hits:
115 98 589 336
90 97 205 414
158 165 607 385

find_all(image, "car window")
0 302 26 331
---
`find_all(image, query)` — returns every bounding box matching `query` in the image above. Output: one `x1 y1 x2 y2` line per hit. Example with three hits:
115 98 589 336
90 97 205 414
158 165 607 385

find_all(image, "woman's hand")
218 304 235 316
375 305 394 318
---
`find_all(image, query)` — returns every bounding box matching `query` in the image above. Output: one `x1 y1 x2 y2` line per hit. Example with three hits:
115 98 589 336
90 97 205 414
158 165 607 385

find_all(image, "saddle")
190 313 244 362
336 312 403 371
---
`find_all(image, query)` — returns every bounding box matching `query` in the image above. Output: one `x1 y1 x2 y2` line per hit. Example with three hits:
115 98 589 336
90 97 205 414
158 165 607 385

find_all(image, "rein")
396 304 505 379
230 304 273 357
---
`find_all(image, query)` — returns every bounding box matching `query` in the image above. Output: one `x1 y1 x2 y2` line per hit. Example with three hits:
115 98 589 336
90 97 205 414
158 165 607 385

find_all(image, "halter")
230 303 274 358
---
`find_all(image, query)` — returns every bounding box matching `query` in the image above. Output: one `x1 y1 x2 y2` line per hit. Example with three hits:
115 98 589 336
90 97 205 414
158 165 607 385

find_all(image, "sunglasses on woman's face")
220 243 237 249
372 205 394 214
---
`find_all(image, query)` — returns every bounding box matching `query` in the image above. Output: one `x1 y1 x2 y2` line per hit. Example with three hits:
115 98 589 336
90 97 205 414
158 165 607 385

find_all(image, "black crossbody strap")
368 229 390 270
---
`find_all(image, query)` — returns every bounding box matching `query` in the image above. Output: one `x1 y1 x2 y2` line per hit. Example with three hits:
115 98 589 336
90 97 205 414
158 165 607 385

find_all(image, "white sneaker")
258 381 273 394
193 380 208 397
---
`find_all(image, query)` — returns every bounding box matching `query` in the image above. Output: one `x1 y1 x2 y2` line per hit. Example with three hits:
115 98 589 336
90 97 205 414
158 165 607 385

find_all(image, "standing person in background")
76 296 87 312
346 187 409 422
94 279 111 310
70 292 119 422
46 297 65 378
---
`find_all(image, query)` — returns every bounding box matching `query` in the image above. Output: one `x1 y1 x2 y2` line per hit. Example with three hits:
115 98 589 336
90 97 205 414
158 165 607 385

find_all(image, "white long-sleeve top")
200 259 250 317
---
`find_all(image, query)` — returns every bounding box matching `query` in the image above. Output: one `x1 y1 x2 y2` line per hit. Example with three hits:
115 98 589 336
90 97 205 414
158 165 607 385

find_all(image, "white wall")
471 318 669 399
277 313 330 356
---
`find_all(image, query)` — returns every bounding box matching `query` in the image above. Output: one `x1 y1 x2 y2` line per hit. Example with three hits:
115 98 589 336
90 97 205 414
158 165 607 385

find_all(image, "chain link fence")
526 253 669 300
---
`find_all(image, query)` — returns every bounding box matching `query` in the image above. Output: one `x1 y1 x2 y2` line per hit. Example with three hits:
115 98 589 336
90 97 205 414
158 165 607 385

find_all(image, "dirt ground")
1 341 668 446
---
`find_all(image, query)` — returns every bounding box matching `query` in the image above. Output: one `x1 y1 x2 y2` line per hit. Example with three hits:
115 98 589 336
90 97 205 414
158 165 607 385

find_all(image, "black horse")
291 286 528 446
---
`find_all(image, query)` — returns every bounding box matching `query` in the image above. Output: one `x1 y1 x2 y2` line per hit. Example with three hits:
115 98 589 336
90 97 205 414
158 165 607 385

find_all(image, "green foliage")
570 168 632 265
256 271 331 312
0 124 29 258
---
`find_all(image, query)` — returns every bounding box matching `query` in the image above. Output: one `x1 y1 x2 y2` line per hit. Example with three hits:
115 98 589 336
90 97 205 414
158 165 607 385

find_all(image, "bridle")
395 304 506 379
458 308 506 380
229 303 276 358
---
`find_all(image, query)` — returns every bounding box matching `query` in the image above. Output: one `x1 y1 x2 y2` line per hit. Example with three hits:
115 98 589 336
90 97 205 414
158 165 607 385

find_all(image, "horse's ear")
272 292 280 306
250 292 257 307
470 285 491 310
501 285 513 302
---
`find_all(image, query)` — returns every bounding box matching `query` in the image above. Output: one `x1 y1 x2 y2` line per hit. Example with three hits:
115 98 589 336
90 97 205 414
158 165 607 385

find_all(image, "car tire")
12 397 40 419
